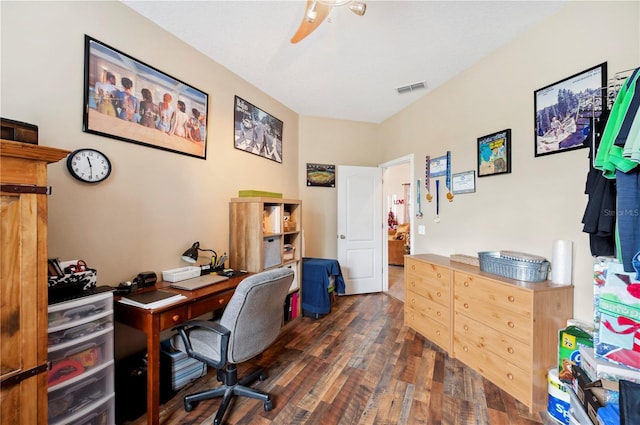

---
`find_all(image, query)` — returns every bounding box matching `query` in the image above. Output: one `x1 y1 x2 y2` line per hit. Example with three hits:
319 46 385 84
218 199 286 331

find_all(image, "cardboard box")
559 325 593 382
581 345 640 384
571 365 603 425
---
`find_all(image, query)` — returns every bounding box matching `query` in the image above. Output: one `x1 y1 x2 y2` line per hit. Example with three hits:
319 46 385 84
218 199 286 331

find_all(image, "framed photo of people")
477 129 511 177
82 35 209 159
534 62 607 157
233 96 283 163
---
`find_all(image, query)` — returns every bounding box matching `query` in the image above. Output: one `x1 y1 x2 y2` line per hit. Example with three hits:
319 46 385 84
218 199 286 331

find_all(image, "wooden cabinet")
404 254 574 413
229 197 302 317
0 140 69 424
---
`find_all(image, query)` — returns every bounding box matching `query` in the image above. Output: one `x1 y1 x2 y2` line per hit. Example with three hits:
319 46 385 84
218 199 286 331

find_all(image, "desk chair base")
184 364 273 425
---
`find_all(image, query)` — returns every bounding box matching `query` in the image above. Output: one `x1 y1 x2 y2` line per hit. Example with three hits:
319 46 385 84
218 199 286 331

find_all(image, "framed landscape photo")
477 129 511 177
306 163 335 187
83 36 208 159
534 62 607 157
233 96 283 163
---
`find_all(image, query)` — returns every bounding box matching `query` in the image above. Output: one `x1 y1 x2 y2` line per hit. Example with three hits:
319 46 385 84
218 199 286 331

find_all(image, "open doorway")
380 155 414 302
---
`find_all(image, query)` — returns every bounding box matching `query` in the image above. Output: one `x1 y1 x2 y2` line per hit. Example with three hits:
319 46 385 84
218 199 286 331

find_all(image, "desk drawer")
159 306 189 329
189 290 234 318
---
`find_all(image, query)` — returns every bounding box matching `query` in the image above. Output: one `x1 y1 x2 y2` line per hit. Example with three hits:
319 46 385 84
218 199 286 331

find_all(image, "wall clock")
66 148 112 183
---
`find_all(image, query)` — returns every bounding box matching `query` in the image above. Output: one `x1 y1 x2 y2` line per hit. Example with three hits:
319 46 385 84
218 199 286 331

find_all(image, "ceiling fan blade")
290 0 332 44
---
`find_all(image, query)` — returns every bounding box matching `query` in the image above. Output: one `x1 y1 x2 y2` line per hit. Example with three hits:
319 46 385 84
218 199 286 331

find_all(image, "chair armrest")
172 320 231 369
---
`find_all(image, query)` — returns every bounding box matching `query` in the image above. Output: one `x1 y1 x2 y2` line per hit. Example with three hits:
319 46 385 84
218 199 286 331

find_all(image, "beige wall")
378 0 639 322
296 1 639 322
2 1 638 335
298 116 383 258
1 1 299 290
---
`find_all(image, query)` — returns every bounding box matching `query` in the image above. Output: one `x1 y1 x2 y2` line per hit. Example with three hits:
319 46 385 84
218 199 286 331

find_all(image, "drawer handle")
508 295 515 302
436 291 442 298
507 372 514 380
463 303 469 309
436 330 440 336
172 314 181 322
507 347 515 354
463 346 468 352
411 265 416 271
463 324 469 331
464 281 469 287
410 281 416 288
436 311 441 317
218 298 225 304
507 321 515 328
436 273 441 279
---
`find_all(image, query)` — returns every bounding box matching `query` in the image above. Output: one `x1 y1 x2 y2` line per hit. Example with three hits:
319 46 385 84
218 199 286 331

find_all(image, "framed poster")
534 62 607 157
234 96 283 163
477 129 511 177
306 163 335 187
83 35 208 159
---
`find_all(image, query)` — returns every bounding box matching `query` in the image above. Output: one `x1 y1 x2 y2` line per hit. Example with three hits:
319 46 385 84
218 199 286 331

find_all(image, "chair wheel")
264 400 273 411
184 400 198 412
259 371 268 381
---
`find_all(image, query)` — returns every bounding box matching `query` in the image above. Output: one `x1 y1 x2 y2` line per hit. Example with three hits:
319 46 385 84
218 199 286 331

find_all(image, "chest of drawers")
404 257 452 352
404 254 573 413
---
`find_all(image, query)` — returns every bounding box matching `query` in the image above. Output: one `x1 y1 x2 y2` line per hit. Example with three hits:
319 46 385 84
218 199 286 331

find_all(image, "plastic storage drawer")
48 292 112 331
48 362 114 424
48 330 113 389
48 316 112 347
53 392 115 425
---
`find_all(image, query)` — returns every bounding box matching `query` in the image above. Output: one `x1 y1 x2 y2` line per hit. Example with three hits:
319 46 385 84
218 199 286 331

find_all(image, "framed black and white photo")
534 62 607 157
83 35 209 159
233 96 283 163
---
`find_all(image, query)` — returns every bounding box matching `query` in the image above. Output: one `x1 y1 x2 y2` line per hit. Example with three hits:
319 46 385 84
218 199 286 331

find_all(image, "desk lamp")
182 242 218 274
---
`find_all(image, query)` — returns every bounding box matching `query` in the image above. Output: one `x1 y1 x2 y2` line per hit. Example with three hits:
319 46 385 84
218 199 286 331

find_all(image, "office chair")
172 267 294 425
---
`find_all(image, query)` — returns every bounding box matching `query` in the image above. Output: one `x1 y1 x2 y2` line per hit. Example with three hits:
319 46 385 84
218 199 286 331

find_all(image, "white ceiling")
122 0 567 124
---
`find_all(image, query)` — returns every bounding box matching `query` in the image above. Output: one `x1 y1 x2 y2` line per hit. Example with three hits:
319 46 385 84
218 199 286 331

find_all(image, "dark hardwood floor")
126 292 551 425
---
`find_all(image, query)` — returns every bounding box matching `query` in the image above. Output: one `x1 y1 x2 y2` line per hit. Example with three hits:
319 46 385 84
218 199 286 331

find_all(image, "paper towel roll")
552 240 573 285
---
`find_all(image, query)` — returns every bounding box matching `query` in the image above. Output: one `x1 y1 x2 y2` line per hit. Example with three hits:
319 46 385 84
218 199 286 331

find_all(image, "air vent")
396 81 426 94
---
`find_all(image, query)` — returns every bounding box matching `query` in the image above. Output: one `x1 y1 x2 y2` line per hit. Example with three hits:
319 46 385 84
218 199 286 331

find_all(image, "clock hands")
86 156 93 179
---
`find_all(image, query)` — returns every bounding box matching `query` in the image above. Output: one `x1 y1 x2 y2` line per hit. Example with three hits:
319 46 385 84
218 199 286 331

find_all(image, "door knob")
339 234 346 239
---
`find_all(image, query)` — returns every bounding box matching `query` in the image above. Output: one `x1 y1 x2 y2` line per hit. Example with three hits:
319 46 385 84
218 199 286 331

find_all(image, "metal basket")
478 251 549 282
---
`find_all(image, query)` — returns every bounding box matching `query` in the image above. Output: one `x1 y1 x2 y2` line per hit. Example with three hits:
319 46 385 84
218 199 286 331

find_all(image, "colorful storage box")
596 261 640 371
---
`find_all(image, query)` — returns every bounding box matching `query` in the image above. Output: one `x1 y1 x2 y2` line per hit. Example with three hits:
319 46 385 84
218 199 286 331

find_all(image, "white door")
337 165 383 295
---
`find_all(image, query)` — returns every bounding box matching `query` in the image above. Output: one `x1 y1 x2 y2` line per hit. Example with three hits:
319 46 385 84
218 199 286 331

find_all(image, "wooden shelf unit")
229 197 302 320
1 139 69 424
404 254 574 414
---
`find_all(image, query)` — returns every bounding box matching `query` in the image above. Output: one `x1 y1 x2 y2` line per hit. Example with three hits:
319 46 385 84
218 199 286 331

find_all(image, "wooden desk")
114 274 247 424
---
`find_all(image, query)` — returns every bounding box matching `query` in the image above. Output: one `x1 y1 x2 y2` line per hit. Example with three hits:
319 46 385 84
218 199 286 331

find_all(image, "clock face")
66 149 111 183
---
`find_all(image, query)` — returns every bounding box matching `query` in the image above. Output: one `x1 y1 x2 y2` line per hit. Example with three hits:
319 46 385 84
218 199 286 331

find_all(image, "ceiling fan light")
306 1 318 22
349 1 366 16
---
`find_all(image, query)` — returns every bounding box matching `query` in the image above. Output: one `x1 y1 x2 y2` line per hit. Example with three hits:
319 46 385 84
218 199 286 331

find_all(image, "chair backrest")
221 268 294 364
